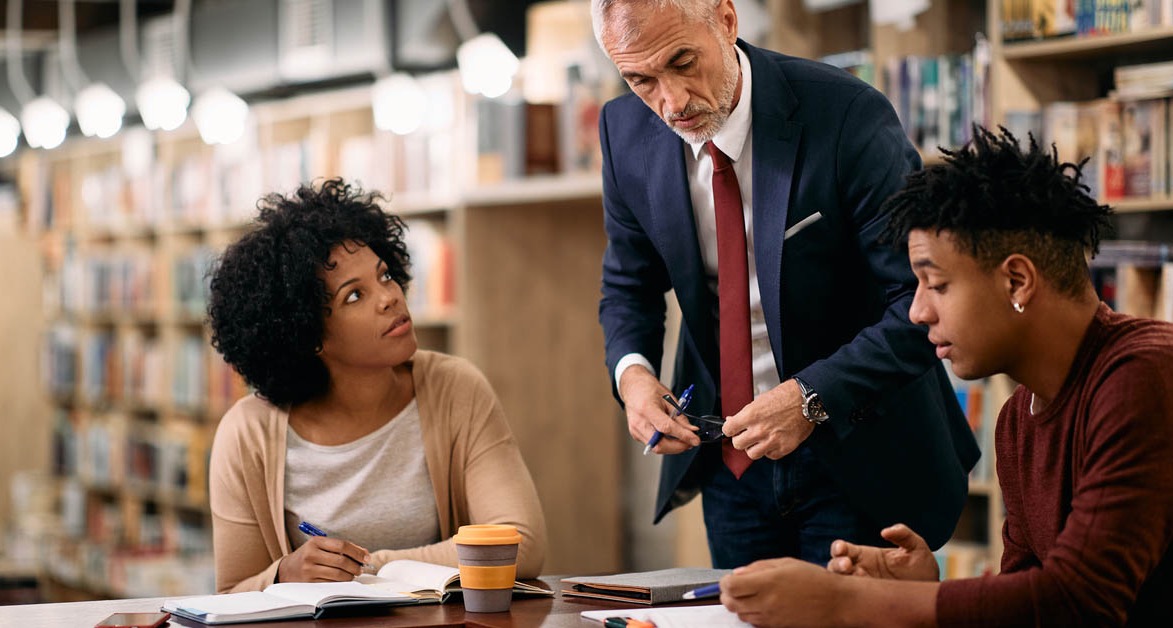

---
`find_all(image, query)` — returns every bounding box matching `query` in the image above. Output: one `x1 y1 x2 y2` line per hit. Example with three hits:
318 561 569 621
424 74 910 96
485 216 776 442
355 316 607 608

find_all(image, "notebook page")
162 591 310 615
265 580 414 605
581 604 753 628
373 559 460 591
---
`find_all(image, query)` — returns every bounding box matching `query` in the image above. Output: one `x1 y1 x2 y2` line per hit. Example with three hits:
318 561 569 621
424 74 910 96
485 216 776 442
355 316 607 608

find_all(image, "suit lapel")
744 42 802 374
642 116 720 380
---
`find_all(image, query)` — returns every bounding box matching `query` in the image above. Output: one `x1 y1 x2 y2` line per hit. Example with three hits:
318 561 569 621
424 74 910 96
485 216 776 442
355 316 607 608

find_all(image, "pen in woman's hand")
298 521 377 573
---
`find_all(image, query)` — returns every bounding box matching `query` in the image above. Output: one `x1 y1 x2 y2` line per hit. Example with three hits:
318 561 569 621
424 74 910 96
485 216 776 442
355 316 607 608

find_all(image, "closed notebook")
561 568 730 605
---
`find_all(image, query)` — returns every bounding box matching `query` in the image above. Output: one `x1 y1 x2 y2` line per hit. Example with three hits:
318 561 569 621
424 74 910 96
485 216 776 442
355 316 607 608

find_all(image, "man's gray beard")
667 45 740 145
670 109 730 144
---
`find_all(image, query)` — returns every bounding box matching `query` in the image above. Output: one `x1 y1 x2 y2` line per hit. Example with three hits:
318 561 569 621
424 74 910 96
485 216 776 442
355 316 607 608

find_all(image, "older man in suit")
593 0 980 568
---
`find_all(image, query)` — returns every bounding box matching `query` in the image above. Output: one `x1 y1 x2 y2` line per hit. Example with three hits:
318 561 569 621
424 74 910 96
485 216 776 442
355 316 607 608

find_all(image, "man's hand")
720 558 846 627
721 379 813 460
277 536 371 583
619 366 699 454
827 524 939 581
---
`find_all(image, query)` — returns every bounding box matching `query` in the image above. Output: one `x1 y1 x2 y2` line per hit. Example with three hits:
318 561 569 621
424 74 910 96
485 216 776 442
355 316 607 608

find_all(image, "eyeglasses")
662 393 727 443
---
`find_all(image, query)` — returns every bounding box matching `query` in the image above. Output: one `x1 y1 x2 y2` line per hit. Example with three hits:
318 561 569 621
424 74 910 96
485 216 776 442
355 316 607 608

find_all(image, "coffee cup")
453 524 522 613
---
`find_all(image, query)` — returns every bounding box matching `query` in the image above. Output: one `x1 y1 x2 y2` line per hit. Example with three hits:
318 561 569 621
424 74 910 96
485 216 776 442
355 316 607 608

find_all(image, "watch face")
804 395 828 422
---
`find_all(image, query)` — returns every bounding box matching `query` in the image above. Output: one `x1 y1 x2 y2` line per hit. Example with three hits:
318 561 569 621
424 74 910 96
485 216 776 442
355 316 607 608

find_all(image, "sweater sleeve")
937 352 1173 627
209 404 284 593
993 396 1040 576
371 362 548 578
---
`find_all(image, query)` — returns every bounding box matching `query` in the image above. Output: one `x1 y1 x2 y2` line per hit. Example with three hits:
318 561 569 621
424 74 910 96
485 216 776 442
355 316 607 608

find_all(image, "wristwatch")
794 377 829 425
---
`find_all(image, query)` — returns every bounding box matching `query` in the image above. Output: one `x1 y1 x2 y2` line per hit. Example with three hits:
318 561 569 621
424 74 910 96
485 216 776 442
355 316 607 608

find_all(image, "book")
161 559 552 624
561 568 731 605
581 604 752 627
161 583 415 624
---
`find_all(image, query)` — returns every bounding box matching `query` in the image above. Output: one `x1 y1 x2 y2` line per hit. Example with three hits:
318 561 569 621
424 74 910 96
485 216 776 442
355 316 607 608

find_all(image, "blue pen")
298 521 376 572
298 521 328 537
682 582 721 600
644 384 695 455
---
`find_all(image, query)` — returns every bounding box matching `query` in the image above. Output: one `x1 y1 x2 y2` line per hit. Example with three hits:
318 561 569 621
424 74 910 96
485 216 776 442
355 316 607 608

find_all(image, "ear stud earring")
1012 302 1025 314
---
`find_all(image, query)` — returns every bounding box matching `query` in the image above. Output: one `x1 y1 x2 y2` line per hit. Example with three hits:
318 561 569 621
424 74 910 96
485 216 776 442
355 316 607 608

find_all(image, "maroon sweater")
937 304 1173 627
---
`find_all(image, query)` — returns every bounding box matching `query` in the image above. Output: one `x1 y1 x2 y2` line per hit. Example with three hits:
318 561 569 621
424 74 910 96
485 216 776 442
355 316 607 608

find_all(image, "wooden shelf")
81 219 254 241
462 174 602 207
387 192 457 217
385 175 604 215
1002 27 1173 62
1108 196 1173 214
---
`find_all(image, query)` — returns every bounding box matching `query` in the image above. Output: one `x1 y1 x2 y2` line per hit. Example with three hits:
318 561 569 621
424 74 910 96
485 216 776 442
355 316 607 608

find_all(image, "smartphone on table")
94 611 171 628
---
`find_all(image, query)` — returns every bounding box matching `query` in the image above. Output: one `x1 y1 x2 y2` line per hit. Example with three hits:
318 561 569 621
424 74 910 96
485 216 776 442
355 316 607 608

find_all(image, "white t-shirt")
283 399 441 552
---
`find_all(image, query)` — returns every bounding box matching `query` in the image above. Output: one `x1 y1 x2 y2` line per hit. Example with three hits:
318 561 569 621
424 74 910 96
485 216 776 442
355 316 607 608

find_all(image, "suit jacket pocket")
784 211 823 241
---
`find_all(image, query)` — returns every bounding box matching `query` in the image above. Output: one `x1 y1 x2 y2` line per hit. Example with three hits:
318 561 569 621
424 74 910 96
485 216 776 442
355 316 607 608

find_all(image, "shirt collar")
688 44 752 161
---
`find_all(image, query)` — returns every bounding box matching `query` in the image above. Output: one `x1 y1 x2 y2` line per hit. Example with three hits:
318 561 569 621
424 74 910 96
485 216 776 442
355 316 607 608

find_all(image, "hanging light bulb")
0 108 20 157
75 83 126 139
192 87 248 145
372 74 427 135
20 97 70 150
457 33 520 98
135 76 190 131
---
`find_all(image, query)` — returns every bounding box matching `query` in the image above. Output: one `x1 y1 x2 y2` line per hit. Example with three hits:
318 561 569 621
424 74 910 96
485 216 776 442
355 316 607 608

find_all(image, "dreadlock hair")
881 125 1113 298
207 178 412 407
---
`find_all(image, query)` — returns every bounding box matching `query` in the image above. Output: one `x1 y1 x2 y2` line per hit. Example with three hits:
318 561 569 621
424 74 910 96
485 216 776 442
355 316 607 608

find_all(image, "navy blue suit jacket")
597 41 980 549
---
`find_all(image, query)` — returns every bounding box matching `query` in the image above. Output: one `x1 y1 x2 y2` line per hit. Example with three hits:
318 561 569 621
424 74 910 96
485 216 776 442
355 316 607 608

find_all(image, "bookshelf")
1000 26 1173 61
21 65 623 599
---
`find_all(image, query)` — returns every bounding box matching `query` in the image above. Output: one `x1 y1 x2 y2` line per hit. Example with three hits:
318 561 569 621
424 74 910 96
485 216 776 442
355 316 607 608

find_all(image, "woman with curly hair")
206 178 546 593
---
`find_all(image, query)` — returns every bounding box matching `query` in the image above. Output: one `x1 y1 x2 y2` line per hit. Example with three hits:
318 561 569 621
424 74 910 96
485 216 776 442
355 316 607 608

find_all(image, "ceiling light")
0 108 20 157
457 33 519 98
75 83 126 139
20 97 70 150
372 74 427 135
135 76 190 131
192 87 248 145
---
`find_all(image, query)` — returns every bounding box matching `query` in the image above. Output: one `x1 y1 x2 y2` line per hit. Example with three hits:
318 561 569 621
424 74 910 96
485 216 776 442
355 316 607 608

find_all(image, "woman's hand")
827 523 939 581
277 536 372 583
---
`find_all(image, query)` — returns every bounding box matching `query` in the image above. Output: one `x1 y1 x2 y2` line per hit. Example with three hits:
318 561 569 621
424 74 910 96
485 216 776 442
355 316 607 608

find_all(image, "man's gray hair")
591 0 722 50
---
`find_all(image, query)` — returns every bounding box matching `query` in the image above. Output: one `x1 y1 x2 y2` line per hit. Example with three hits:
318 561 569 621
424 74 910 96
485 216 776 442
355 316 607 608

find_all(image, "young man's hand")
827 524 939 581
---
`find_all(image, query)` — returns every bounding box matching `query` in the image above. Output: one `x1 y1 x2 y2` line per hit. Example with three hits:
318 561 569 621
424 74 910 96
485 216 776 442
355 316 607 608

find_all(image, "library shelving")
22 66 624 599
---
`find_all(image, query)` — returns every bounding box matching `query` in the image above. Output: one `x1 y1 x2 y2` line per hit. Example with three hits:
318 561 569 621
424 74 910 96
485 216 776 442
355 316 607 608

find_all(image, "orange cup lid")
453 524 521 545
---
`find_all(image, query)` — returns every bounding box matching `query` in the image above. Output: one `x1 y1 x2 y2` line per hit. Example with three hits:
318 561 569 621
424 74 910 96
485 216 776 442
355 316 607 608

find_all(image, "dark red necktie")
708 142 753 480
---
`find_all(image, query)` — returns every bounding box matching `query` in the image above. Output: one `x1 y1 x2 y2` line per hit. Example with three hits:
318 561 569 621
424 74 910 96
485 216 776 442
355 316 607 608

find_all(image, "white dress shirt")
616 45 782 404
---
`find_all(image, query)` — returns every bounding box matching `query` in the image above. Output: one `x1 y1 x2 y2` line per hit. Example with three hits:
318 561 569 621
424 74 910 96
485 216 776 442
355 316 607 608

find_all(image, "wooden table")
0 578 703 627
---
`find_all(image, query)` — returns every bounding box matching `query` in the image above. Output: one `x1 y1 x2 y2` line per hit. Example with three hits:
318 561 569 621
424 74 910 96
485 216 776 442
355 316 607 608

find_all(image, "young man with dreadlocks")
714 126 1173 627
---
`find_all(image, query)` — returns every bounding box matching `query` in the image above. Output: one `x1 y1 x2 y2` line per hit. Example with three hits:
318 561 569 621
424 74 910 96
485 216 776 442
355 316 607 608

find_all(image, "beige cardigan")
208 350 548 593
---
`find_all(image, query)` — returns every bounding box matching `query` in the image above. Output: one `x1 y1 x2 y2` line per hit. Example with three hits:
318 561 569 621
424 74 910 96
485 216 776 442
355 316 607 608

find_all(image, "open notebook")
161 584 413 624
356 558 552 603
162 559 551 624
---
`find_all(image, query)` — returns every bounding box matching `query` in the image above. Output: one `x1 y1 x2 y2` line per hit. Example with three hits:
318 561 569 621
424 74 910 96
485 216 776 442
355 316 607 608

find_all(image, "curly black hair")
208 178 412 407
881 125 1113 297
